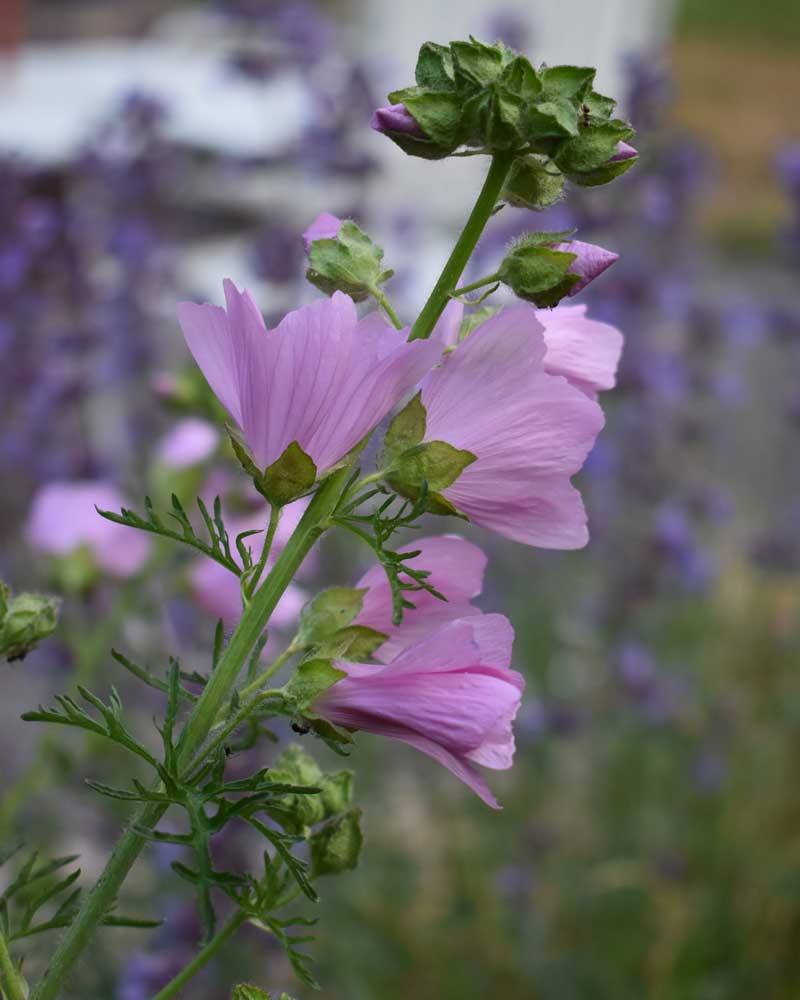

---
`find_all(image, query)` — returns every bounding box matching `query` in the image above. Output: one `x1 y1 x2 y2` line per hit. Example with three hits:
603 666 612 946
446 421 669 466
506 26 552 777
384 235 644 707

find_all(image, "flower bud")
611 140 638 162
370 103 426 139
0 586 60 661
551 239 619 295
301 212 343 254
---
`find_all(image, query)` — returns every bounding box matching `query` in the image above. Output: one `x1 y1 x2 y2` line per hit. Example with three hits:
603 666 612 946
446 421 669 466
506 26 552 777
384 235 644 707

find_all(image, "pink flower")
26 480 151 578
354 534 486 662
551 239 619 295
314 614 523 808
533 303 623 399
177 282 438 475
301 212 343 253
424 305 606 548
189 499 312 627
155 417 219 469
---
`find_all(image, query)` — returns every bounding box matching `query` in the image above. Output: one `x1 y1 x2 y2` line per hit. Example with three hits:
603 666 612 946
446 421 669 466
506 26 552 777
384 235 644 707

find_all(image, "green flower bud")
0 588 60 662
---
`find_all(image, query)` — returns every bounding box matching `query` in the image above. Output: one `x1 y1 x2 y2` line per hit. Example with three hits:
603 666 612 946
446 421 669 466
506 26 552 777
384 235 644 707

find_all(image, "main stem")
408 151 514 341
0 930 26 1000
31 467 352 1000
150 910 247 1000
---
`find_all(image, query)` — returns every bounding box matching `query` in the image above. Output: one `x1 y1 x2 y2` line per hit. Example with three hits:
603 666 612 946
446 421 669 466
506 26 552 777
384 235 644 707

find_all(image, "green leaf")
523 97 580 139
501 55 542 101
260 442 317 507
485 87 526 150
384 391 427 461
540 65 596 102
315 625 388 661
233 987 292 1000
567 154 638 187
502 156 565 209
554 120 635 174
309 808 364 878
498 242 580 306
583 89 616 119
297 588 366 646
415 41 455 90
281 660 346 713
306 220 389 302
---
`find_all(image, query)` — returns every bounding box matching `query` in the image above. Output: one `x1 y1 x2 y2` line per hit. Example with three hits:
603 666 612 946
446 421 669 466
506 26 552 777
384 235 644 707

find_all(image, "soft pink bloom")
177 282 438 474
156 417 219 469
354 534 486 662
314 614 523 808
551 239 619 295
533 303 624 398
301 212 343 253
189 499 312 627
610 140 638 162
26 480 151 577
371 103 426 138
423 306 606 548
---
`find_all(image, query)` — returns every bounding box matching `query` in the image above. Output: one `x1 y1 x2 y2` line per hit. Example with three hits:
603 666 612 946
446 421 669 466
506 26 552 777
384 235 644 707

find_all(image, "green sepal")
502 156 565 209
261 442 317 507
485 86 526 150
318 625 388 661
384 391 427 461
523 97 580 139
266 745 354 835
554 120 635 174
567 154 638 187
583 89 616 119
297 587 366 647
387 440 477 495
309 808 364 878
501 56 543 102
398 90 465 148
306 220 390 302
0 589 60 662
540 64 596 102
415 41 455 90
450 37 508 89
281 659 346 713
498 240 580 306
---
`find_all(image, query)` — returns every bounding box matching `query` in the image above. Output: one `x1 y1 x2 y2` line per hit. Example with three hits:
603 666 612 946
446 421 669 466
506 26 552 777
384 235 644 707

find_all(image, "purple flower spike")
301 212 343 253
553 239 620 295
611 140 638 162
371 103 425 139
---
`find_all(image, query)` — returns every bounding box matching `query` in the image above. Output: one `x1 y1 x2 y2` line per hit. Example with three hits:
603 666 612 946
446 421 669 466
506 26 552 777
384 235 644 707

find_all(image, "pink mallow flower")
189 499 312 628
177 281 438 475
155 417 219 469
26 480 151 577
354 534 486 663
301 212 343 253
314 614 523 808
424 305 609 548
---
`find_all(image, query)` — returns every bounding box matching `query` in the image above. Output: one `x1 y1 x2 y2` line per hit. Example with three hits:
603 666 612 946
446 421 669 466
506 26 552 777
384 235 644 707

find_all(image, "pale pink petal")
433 299 465 349
354 534 487 661
538 303 624 396
552 239 619 295
176 301 243 426
420 311 604 548
302 212 343 253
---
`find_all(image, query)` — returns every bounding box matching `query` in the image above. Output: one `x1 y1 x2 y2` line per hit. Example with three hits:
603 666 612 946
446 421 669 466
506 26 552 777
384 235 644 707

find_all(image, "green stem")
0 929 26 1000
150 910 247 1000
245 504 280 596
236 646 296 703
30 467 353 1000
370 288 403 331
408 151 514 341
453 272 500 296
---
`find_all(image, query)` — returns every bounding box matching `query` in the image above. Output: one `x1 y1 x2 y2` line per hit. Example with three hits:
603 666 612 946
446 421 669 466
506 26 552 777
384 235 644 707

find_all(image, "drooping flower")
354 534 486 662
25 480 151 577
189 499 313 627
422 306 607 548
301 212 343 253
551 239 619 295
155 417 219 469
177 281 438 476
314 614 523 808
370 103 426 138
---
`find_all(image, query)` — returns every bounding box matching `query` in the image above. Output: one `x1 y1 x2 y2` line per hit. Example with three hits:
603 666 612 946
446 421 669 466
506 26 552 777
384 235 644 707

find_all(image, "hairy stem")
245 503 280 596
370 287 404 331
150 910 247 1000
0 929 27 1000
30 467 352 1000
408 151 514 341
